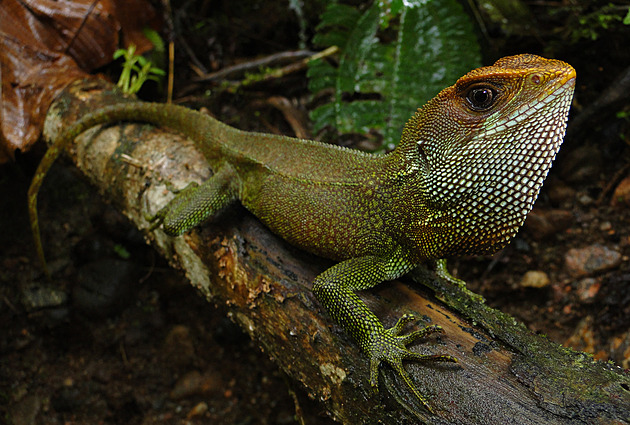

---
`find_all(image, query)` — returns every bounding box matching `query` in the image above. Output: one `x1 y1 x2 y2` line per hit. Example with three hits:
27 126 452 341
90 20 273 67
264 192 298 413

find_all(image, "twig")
220 46 339 93
162 0 175 103
265 96 310 139
597 161 630 205
194 47 338 84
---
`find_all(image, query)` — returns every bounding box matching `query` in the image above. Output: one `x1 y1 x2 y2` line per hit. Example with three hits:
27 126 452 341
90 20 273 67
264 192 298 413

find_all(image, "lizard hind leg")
149 165 240 236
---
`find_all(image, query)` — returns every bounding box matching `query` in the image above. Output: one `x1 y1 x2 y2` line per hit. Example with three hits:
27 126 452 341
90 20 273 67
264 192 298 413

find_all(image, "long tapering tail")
27 101 230 278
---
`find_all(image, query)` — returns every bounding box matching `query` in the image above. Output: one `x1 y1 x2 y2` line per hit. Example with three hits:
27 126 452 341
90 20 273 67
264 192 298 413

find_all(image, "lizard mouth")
559 67 577 87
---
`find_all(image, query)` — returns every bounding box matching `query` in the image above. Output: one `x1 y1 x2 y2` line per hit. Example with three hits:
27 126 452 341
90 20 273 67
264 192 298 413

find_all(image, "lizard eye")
465 85 498 111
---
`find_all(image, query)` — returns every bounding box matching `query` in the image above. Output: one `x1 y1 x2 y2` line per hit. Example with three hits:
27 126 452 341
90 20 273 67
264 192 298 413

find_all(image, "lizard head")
398 54 576 256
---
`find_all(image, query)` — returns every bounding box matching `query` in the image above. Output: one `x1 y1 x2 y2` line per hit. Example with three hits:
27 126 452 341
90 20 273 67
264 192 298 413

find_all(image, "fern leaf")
308 0 481 151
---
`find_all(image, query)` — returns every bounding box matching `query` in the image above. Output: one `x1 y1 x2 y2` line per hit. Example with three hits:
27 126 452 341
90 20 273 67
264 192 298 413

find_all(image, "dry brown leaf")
0 0 159 162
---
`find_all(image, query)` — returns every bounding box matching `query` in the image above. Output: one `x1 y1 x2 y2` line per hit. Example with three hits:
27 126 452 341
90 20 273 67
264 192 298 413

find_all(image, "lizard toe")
366 321 456 412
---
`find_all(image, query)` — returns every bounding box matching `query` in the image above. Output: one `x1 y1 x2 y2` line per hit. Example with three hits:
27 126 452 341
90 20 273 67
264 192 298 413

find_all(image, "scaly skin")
28 54 576 412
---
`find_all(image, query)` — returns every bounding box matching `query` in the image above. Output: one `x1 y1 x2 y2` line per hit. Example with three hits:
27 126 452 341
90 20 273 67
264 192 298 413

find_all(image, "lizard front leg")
312 251 457 412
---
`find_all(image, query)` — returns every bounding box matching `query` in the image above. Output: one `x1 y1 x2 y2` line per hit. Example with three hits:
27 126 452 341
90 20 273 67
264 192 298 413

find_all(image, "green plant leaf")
114 44 165 95
308 0 481 151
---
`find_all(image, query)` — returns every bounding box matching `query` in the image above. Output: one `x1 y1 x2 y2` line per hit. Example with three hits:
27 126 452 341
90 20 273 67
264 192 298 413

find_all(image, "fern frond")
308 0 481 151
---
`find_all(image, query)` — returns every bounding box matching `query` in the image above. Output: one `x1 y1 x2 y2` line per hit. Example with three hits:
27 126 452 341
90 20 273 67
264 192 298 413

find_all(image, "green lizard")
28 54 575 412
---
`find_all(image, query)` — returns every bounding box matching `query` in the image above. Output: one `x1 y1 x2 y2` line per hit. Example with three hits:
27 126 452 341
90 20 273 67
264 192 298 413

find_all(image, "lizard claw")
367 317 458 412
145 182 201 235
390 313 418 335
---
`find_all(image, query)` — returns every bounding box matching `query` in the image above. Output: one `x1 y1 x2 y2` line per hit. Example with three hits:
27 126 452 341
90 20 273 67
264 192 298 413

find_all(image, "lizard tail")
27 101 230 278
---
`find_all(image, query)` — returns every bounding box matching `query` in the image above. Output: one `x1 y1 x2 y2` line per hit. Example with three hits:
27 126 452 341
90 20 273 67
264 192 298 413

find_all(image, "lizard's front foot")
435 259 485 303
367 314 457 412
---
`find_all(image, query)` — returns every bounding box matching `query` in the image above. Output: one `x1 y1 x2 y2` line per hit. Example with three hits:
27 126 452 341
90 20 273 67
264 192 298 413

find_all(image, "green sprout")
114 44 165 95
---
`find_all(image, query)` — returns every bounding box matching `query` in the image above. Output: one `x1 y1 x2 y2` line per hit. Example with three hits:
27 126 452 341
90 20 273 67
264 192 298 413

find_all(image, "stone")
21 284 67 311
611 175 630 208
519 270 551 288
523 209 573 240
72 259 140 317
557 145 602 184
564 244 622 277
163 325 196 368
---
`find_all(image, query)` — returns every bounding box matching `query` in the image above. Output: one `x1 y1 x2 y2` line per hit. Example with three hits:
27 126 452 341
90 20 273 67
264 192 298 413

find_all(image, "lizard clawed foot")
146 167 238 236
146 182 201 235
435 259 485 303
367 314 457 412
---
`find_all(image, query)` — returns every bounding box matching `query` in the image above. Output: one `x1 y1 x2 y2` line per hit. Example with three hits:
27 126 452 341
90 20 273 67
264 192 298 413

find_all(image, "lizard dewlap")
29 54 575 413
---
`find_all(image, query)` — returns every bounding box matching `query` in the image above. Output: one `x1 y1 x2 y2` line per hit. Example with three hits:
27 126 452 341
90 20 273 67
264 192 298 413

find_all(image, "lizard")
28 54 576 412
